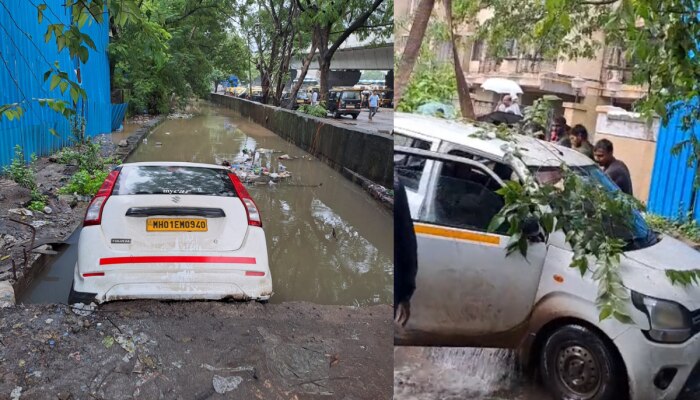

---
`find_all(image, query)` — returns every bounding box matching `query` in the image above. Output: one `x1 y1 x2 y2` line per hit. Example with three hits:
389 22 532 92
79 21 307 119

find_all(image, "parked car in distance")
69 162 272 305
327 87 362 119
394 112 700 400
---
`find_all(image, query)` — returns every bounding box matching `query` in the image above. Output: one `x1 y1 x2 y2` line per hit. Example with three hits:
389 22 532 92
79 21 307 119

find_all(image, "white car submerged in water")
394 113 700 400
69 162 272 304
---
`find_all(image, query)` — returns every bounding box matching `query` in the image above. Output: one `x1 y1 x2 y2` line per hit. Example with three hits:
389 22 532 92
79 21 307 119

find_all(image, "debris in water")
165 132 171 135
43 206 52 214
212 375 243 394
155 142 162 147
167 113 193 119
278 154 291 160
45 318 53 324
10 386 22 400
47 339 55 349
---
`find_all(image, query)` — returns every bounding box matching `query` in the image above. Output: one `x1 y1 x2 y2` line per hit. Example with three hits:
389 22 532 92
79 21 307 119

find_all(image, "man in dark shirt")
570 124 594 159
594 139 633 196
394 174 418 328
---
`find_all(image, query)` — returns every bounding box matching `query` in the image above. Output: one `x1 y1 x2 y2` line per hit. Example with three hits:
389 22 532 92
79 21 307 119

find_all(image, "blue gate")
648 100 700 220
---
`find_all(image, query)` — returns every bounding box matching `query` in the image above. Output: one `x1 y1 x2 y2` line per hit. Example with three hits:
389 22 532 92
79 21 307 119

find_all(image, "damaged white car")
394 112 700 400
69 162 272 304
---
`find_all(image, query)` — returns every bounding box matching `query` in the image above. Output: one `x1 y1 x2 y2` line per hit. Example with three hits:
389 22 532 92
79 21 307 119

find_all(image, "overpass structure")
290 34 393 70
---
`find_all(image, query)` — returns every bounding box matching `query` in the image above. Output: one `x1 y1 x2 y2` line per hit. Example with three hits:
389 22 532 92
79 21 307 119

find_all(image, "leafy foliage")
28 200 47 213
454 0 700 179
298 104 327 118
59 169 109 196
2 145 47 208
645 212 700 244
3 146 37 190
490 168 637 323
478 102 699 322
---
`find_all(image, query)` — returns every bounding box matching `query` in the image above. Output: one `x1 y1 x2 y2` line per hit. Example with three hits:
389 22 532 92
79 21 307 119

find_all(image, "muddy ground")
0 117 162 298
0 301 392 399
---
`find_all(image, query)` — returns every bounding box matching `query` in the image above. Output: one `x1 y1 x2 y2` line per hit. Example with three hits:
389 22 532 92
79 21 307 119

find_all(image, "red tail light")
245 271 265 277
228 173 262 227
84 169 120 226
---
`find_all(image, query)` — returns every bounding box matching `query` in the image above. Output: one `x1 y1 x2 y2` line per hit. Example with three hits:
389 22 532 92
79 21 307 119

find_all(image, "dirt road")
0 301 392 399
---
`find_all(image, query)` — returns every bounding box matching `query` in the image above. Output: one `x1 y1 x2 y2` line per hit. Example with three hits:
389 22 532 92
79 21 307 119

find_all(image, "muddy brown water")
20 103 393 306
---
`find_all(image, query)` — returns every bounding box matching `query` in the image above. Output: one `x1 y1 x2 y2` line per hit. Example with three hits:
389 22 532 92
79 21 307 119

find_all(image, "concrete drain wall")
209 94 393 189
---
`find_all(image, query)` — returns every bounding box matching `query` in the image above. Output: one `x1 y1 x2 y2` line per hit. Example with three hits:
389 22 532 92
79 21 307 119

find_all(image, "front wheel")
540 324 625 400
352 113 358 120
334 111 341 119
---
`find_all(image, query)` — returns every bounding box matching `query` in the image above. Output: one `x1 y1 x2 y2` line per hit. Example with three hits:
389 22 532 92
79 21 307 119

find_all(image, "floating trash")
167 113 193 119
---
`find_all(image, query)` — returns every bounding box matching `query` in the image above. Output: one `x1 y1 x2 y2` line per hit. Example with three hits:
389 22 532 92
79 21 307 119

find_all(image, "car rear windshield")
341 91 360 100
112 166 237 196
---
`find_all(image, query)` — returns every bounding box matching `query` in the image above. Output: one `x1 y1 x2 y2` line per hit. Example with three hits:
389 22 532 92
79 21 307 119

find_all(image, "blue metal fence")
111 103 128 131
0 0 111 167
648 100 700 220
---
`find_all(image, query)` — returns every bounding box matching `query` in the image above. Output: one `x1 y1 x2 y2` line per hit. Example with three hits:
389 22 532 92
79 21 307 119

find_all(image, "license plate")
347 104 355 108
146 218 208 232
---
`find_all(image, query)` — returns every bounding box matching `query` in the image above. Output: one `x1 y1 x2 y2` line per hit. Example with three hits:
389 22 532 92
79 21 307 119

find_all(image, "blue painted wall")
0 0 111 167
648 100 700 220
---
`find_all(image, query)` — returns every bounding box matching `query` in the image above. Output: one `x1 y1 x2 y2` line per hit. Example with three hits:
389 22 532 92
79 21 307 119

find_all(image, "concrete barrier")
210 94 393 188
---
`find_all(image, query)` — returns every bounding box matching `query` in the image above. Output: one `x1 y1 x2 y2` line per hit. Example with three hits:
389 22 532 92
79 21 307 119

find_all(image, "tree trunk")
444 0 475 119
394 0 434 109
316 26 331 102
319 57 330 105
287 38 318 110
213 80 218 93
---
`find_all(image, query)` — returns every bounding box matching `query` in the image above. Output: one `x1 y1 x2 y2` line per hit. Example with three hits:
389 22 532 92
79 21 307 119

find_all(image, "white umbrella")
481 78 523 95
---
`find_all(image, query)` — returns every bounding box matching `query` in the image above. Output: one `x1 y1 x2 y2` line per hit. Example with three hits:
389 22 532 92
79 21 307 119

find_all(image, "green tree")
294 0 393 101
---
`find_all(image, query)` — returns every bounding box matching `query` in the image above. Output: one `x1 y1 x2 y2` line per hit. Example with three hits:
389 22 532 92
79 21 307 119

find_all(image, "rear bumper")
73 226 273 304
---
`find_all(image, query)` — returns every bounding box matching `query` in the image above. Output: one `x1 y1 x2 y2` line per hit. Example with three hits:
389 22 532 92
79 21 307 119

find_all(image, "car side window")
394 136 432 191
419 159 508 234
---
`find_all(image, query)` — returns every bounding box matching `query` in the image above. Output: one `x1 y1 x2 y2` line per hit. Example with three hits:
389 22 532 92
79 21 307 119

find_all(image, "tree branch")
326 0 384 60
165 2 220 27
578 0 618 5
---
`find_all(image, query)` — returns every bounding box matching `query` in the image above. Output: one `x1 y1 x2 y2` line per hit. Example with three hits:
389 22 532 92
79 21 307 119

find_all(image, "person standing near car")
394 174 417 328
594 139 633 196
569 124 594 159
368 91 379 121
311 90 318 106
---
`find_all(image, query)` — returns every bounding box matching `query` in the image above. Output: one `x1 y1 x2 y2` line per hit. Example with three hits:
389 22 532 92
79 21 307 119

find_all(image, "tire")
352 113 358 120
334 111 341 119
540 324 625 400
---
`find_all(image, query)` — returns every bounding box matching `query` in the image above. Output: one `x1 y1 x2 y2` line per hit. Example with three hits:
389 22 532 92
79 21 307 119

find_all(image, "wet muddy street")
20 103 393 306
394 347 552 400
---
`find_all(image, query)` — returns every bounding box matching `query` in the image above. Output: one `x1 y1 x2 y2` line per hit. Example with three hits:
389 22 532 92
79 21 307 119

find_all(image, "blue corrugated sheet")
648 100 700 220
0 0 111 167
111 103 128 131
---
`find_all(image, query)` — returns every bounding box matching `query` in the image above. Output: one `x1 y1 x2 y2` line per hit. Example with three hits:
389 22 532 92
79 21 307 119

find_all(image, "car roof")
121 161 228 170
394 112 595 167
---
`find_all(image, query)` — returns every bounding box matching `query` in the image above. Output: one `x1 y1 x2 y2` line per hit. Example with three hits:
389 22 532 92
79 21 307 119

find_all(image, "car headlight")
631 291 694 343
